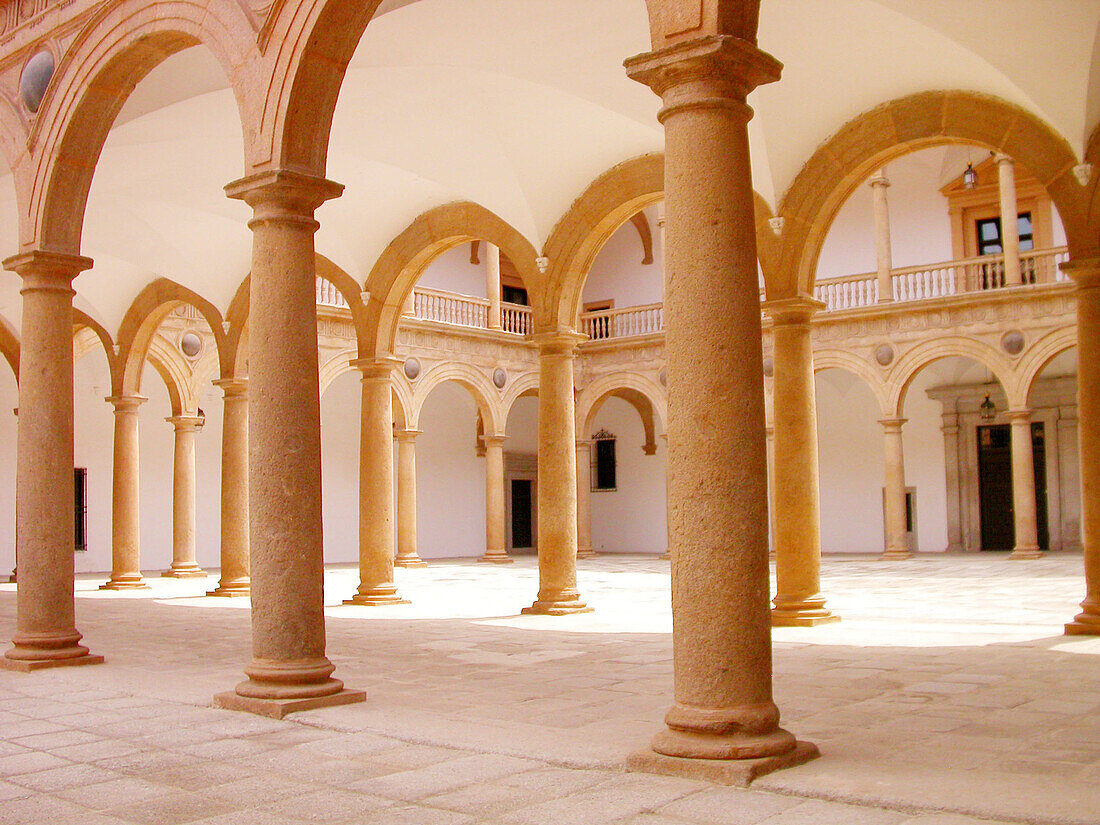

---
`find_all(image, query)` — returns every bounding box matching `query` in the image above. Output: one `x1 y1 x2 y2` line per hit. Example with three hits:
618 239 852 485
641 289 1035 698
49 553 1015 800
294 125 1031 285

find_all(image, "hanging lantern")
963 163 978 190
979 393 996 420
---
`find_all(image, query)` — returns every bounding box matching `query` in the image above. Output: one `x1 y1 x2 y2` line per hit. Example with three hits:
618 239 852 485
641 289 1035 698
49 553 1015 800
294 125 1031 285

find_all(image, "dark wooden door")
511 479 533 550
978 423 1049 551
1032 423 1049 550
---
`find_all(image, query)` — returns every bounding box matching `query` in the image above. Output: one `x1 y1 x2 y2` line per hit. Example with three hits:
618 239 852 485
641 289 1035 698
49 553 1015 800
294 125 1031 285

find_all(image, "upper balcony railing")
579 303 664 341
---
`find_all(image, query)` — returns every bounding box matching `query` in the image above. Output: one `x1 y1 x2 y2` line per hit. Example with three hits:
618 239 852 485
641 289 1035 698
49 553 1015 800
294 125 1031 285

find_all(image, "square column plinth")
213 688 366 720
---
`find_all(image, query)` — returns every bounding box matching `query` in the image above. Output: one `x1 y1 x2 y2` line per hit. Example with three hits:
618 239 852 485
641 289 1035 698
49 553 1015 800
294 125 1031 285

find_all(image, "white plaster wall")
135 366 177 572
582 205 663 309
321 369 363 564
73 351 116 574
901 366 954 555
587 397 667 555
504 395 538 453
417 243 490 297
0 369 16 574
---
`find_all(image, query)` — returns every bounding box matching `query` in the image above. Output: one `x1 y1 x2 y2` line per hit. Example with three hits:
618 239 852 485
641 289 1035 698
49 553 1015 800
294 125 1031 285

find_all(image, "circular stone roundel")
1001 330 1025 356
493 368 507 389
179 332 203 359
19 50 54 113
403 358 421 380
875 344 895 367
762 356 774 378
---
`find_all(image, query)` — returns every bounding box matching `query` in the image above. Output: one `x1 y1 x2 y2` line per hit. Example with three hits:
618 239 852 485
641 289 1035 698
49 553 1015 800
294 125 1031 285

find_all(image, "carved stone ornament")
179 331 203 359
874 344 895 366
592 428 616 441
1001 330 1025 356
403 357 420 380
19 48 54 113
493 367 507 389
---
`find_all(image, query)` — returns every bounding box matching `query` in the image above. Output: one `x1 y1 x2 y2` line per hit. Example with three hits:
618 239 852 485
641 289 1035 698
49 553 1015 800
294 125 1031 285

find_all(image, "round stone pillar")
942 413 964 553
764 297 837 626
215 170 363 715
576 440 595 559
394 427 427 568
486 243 502 330
1 251 103 671
880 418 912 560
523 331 591 615
480 434 512 563
209 378 250 596
997 154 1022 286
870 171 894 302
625 36 815 777
102 394 149 589
1008 409 1042 559
163 415 206 578
346 359 409 604
1065 259 1100 633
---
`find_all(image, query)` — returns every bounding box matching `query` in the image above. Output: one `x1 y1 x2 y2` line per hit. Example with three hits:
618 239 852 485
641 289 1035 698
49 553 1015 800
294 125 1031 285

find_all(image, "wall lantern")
979 393 996 420
962 164 978 190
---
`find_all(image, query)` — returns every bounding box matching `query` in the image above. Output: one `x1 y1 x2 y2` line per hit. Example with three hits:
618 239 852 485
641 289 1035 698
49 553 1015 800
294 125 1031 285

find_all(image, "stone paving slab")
0 554 1096 824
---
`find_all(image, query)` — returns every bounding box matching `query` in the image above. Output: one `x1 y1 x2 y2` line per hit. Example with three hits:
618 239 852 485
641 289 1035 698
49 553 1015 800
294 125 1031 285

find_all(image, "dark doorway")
510 479 533 551
978 423 1048 551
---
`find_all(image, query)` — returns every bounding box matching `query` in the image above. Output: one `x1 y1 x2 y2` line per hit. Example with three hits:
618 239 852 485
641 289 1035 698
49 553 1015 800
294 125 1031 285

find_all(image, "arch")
885 337 1016 417
318 348 357 398
224 275 250 379
1015 326 1079 407
0 316 18 381
774 91 1092 299
501 371 542 426
576 372 667 451
411 362 503 435
72 309 116 374
114 279 230 397
146 337 193 416
363 202 540 357
316 253 371 339
811 350 890 414
27 0 257 252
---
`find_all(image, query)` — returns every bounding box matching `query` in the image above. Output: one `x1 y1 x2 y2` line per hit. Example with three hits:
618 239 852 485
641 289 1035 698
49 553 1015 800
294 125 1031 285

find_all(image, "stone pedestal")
209 378 250 596
101 394 149 590
576 440 596 559
1 251 104 671
394 428 427 568
1008 409 1043 559
163 415 207 578
523 331 591 615
880 418 912 560
1064 259 1100 634
625 35 813 776
480 434 512 563
219 170 363 713
764 298 837 626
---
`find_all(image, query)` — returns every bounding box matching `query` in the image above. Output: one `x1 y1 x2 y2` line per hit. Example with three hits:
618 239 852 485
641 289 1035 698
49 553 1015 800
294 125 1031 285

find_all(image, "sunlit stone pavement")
0 553 1097 824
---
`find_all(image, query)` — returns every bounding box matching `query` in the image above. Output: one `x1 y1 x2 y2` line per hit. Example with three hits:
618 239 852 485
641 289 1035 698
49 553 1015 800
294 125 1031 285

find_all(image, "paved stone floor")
0 553 1098 825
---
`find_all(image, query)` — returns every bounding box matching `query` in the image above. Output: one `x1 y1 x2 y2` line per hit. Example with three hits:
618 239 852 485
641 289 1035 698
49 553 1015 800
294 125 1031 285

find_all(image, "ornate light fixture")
979 393 996 420
963 163 977 190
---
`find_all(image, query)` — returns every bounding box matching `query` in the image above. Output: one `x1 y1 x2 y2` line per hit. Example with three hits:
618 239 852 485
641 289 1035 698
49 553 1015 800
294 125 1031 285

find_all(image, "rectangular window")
975 212 1033 256
593 437 616 491
502 284 528 306
74 468 87 552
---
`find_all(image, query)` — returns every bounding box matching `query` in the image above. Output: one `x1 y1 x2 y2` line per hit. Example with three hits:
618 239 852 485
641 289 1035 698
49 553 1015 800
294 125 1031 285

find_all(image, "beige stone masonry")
208 378 250 596
162 414 207 578
394 427 427 568
480 434 512 564
101 394 149 590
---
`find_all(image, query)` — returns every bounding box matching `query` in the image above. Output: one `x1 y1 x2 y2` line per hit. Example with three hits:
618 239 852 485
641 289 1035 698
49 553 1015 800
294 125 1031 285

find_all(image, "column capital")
483 434 507 448
869 171 890 189
4 250 93 293
213 377 248 398
166 414 205 432
351 356 401 382
994 152 1015 167
761 295 825 326
532 329 586 355
1006 408 1034 422
878 417 907 432
106 394 147 413
225 170 344 214
1061 257 1100 289
625 35 782 122
575 438 593 449
394 427 423 442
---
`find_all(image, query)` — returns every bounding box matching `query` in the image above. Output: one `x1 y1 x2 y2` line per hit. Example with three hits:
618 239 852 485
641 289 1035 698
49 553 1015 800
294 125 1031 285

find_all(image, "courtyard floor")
0 553 1098 825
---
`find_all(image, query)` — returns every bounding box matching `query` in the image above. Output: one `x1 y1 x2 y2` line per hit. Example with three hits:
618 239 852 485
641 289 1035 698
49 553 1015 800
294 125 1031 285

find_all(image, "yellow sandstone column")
346 358 409 604
487 243 502 330
626 36 815 778
997 154 1022 286
880 418 912 559
209 378 250 596
1008 409 1042 559
1065 259 1100 634
765 297 837 625
1 251 103 671
480 434 512 563
163 415 206 578
576 439 595 558
394 427 427 568
523 331 591 614
102 394 149 589
215 170 363 715
870 171 894 302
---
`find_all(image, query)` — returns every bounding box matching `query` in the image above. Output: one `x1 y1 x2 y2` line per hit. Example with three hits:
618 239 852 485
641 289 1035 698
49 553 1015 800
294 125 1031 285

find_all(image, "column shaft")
766 299 836 625
209 378 250 596
576 440 595 558
1009 409 1042 558
480 435 512 563
881 418 911 559
487 243 502 329
997 155 1022 286
2 252 102 670
523 332 590 614
102 395 148 589
164 416 206 577
395 428 426 568
942 414 964 552
870 173 893 302
625 36 812 771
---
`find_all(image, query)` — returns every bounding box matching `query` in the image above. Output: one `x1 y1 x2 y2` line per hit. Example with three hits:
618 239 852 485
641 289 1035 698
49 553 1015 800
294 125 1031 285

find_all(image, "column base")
213 688 365 719
344 583 410 606
771 594 839 627
522 595 593 616
478 552 514 564
879 549 913 560
393 556 428 568
576 548 597 559
162 564 207 578
6 568 15 583
3 632 105 671
628 739 818 788
660 551 672 560
1009 547 1044 559
1065 603 1100 636
208 578 251 597
100 574 149 590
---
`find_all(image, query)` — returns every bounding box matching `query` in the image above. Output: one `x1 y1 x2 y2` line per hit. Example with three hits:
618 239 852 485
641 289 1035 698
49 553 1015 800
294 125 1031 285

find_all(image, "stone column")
870 171 893 302
1008 409 1043 559
102 394 149 589
765 425 777 560
394 427 427 568
486 243 502 330
480 434 512 563
997 154 1022 286
215 170 363 714
1057 406 1082 553
1 251 102 671
765 297 837 626
576 439 595 558
880 418 911 559
209 378 250 596
1066 259 1100 633
347 359 409 604
523 331 590 614
626 37 814 777
942 412 964 552
163 415 206 578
